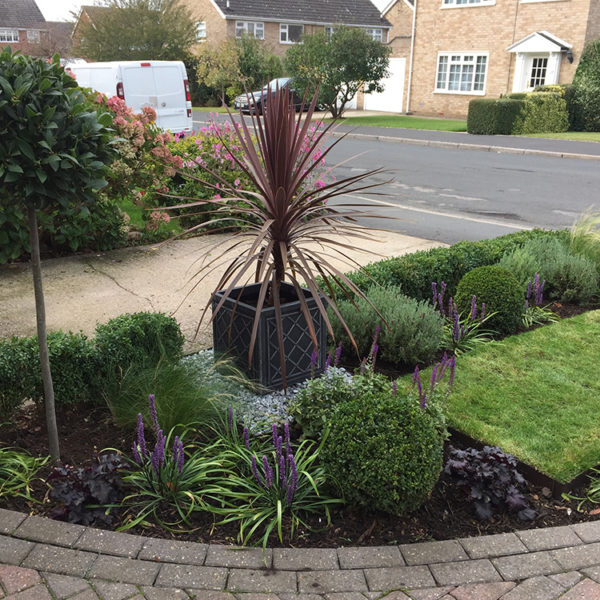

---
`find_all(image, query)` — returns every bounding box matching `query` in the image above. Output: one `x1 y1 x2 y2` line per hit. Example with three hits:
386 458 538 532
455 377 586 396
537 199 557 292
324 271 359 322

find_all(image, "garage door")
364 57 406 113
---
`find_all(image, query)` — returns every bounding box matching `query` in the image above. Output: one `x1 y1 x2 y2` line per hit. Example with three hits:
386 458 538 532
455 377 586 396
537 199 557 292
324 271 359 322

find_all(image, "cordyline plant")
166 84 390 387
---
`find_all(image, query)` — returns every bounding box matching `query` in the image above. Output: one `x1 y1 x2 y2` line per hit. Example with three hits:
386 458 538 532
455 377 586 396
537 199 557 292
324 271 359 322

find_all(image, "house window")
195 21 206 41
0 29 19 43
280 23 304 44
442 0 495 6
435 53 488 93
529 57 548 88
235 21 264 39
27 29 40 43
365 28 383 42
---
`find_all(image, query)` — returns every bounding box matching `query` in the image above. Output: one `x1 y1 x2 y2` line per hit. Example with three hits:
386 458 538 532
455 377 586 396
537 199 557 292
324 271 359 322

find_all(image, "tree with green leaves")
0 48 116 461
236 35 283 90
285 26 391 118
74 0 198 62
571 39 600 131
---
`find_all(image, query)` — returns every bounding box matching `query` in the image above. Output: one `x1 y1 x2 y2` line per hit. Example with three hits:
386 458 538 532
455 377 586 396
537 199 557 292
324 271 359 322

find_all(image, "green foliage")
455 266 523 334
499 237 598 304
94 312 184 373
0 337 36 420
285 26 390 118
235 34 283 91
512 92 569 134
570 209 600 273
320 375 448 516
329 286 443 366
74 0 198 62
467 98 524 134
0 443 49 502
571 39 600 131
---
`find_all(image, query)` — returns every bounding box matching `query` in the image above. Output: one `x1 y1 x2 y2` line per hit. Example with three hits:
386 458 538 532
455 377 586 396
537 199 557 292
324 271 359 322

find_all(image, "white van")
67 60 193 135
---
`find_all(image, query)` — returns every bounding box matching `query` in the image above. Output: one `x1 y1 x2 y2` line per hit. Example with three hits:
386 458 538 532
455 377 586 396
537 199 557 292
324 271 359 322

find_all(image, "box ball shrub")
499 236 599 304
321 390 444 516
455 265 523 334
94 312 184 373
329 286 444 366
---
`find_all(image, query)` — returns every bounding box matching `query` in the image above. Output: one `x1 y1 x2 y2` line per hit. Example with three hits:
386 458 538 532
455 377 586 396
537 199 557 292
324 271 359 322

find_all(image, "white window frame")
0 29 19 43
365 28 383 42
325 25 335 40
435 52 488 94
235 21 264 40
195 21 206 41
280 23 304 44
27 29 41 43
442 0 495 7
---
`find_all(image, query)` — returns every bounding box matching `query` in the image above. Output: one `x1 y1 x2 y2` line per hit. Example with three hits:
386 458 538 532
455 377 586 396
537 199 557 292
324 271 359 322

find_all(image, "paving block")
69 590 102 600
399 541 467 566
205 546 272 569
516 526 582 551
272 548 338 571
0 565 40 594
405 588 455 600
0 510 27 535
74 529 144 558
450 581 516 600
141 586 191 599
337 546 403 569
154 563 227 590
363 565 435 591
6 583 53 599
89 580 140 600
186 592 235 599
492 551 562 580
560 578 600 599
549 571 583 589
0 537 34 566
297 569 367 593
233 594 282 600
323 594 370 600
22 545 96 578
551 542 600 570
582 565 600 583
430 559 501 586
138 539 207 566
43 572 91 599
13 516 85 547
88 556 160 586
500 576 569 600
227 569 297 593
571 521 600 543
277 594 322 600
458 533 527 559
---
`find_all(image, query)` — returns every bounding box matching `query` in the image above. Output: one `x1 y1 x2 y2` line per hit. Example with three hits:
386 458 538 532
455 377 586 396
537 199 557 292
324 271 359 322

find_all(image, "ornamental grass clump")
165 84 390 387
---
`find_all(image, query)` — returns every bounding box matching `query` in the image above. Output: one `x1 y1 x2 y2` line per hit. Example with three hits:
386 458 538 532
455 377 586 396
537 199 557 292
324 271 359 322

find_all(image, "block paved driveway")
1 509 600 599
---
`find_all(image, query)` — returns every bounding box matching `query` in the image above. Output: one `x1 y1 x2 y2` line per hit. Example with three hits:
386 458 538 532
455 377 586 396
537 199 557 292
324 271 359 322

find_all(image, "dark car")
233 77 307 115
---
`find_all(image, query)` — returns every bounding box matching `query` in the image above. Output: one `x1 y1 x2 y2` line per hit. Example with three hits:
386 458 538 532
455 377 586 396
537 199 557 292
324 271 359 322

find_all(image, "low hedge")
512 92 568 135
467 98 524 135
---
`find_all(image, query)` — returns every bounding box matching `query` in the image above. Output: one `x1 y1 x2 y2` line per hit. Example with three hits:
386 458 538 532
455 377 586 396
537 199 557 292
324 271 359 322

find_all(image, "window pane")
448 64 460 90
280 24 287 42
288 24 303 42
255 23 264 39
436 56 448 89
460 64 474 90
474 55 486 90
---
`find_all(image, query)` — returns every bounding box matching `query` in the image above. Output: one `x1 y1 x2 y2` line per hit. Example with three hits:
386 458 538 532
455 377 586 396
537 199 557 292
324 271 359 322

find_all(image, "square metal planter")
212 282 327 389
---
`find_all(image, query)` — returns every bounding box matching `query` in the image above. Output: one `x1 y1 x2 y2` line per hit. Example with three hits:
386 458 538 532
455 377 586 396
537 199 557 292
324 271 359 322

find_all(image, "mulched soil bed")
2 399 599 548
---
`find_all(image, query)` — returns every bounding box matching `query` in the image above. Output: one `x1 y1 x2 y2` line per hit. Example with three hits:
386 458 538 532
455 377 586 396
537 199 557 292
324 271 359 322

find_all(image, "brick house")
385 0 600 117
0 0 49 55
182 0 392 56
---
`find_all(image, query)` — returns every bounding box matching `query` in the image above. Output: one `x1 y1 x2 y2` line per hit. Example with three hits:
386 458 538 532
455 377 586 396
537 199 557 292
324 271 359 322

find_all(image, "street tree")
285 27 391 118
0 48 115 461
74 0 198 62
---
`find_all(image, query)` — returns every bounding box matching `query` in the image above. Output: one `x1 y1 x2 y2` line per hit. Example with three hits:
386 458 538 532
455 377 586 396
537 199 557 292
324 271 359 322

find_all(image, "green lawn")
193 106 229 114
522 131 600 143
424 311 600 483
334 114 467 132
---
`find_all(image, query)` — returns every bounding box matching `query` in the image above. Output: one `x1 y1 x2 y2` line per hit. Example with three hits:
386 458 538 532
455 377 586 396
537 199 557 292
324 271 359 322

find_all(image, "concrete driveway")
0 231 443 352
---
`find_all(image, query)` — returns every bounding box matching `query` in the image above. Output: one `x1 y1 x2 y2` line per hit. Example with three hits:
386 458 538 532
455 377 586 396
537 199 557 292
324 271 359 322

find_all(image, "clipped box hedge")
467 98 524 135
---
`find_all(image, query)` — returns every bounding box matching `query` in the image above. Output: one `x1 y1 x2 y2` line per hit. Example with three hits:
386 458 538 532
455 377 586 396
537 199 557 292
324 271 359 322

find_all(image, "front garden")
1 49 600 549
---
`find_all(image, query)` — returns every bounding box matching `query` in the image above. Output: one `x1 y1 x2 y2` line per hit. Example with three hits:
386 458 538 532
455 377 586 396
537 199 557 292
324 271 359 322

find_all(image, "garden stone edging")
0 508 599 599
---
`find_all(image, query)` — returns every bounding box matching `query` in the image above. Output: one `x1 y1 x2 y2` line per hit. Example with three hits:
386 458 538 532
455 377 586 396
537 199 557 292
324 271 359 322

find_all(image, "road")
193 115 600 244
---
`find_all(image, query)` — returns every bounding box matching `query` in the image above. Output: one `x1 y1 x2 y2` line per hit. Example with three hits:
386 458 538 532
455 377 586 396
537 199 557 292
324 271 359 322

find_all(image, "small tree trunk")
27 206 60 462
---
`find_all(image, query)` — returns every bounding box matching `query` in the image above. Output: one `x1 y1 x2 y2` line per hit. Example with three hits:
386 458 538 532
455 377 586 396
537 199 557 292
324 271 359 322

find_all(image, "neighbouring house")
71 5 110 52
182 0 392 56
384 0 600 118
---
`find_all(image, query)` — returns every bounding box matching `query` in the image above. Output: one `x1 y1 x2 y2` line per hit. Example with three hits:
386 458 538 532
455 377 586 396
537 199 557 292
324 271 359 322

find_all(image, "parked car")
233 77 307 115
66 60 193 135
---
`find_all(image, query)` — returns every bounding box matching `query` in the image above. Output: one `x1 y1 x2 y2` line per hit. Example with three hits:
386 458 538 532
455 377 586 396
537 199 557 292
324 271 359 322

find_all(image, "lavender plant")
522 273 560 328
118 394 226 531
209 417 343 548
432 282 496 355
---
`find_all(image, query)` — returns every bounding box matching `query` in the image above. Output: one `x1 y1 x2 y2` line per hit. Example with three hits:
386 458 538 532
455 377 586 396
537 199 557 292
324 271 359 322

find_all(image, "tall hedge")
512 92 569 134
467 98 524 134
571 39 600 131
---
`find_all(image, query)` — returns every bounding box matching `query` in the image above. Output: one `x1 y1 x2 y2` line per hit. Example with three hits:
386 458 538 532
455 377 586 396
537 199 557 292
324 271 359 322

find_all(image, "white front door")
512 52 561 92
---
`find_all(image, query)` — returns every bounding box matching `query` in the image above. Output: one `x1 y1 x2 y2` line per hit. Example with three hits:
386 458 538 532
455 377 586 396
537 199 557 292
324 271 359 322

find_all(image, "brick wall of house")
409 0 594 118
2 28 50 56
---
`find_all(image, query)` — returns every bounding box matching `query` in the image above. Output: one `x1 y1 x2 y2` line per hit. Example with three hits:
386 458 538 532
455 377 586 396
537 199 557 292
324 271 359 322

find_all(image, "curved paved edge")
0 510 599 599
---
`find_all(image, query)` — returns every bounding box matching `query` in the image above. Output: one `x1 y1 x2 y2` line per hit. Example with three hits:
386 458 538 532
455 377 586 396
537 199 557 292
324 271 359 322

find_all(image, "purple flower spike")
310 348 318 367
334 342 342 366
420 392 427 411
243 426 250 450
279 453 286 486
227 405 234 433
438 293 445 316
286 454 298 505
360 357 367 374
136 413 147 458
149 394 159 434
272 423 279 450
132 441 141 464
412 365 420 385
176 439 184 474
430 364 438 395
392 380 397 395
525 298 529 310
251 455 262 486
453 312 460 342
470 295 477 321
284 422 292 455
263 456 273 487
324 352 332 373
